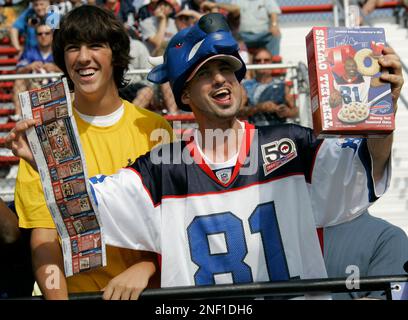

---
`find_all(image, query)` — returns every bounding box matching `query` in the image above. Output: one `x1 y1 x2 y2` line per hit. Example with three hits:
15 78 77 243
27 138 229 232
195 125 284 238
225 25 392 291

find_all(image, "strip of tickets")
19 78 107 277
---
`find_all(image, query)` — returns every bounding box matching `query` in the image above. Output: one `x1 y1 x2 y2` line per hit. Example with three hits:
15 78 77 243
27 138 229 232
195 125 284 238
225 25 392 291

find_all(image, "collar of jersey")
186 121 255 188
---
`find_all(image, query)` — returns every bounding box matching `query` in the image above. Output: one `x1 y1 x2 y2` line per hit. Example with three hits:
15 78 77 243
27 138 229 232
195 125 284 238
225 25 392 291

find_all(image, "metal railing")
15 275 408 300
0 63 299 81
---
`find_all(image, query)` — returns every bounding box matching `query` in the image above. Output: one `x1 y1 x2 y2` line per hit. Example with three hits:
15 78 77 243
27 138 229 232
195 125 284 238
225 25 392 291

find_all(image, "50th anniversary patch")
261 138 297 176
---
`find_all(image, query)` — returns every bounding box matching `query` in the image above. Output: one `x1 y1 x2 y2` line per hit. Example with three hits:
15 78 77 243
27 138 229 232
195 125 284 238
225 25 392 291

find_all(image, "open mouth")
77 68 96 78
212 88 232 103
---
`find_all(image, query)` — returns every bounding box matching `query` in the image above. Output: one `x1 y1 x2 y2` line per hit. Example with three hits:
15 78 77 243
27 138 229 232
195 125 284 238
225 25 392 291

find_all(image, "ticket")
19 78 107 277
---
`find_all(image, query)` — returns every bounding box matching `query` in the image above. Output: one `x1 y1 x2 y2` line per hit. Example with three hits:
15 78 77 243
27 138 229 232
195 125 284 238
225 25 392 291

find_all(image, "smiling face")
52 5 130 94
64 42 115 99
181 59 242 123
32 0 50 18
344 57 359 78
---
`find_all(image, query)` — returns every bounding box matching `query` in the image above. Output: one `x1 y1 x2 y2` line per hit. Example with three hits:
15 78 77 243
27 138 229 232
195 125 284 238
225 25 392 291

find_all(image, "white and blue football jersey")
333 73 371 105
90 122 390 288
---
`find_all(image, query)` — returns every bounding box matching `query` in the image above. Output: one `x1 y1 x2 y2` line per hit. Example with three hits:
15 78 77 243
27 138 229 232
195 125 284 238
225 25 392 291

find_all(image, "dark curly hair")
52 5 130 89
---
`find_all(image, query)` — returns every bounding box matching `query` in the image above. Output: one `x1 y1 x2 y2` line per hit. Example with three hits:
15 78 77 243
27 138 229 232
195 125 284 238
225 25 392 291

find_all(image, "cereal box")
306 27 394 138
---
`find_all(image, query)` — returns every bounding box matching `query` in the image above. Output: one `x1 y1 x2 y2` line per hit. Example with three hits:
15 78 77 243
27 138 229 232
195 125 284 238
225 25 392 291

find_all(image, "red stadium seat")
0 156 19 165
0 82 14 89
0 58 18 66
0 109 14 116
0 47 18 56
0 123 15 131
0 93 12 101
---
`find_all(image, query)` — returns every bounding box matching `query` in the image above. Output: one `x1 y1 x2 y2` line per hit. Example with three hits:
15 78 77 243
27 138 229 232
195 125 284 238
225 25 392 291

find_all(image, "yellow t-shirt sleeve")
156 115 174 144
133 104 174 147
14 159 56 229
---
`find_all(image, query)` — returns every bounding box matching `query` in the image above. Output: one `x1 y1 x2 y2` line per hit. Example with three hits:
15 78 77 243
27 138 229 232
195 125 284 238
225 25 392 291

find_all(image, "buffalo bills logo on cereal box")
306 27 394 137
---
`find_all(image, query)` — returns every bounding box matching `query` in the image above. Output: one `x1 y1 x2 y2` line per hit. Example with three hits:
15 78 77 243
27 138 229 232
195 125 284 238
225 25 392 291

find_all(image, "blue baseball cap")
147 13 246 111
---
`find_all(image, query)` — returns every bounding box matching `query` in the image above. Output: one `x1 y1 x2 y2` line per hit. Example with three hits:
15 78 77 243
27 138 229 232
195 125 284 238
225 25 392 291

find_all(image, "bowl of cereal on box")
337 102 370 124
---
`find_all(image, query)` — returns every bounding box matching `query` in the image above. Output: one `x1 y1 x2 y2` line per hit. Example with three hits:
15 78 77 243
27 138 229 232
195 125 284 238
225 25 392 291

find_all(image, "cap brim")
186 54 243 82
175 9 202 18
147 63 168 84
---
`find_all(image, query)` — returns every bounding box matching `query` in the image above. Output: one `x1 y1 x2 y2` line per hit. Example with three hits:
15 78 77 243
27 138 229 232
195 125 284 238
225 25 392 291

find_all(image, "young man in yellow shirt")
14 5 172 300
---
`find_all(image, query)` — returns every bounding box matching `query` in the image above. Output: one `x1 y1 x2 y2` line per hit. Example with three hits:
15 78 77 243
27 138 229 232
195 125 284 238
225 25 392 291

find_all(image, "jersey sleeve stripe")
317 227 324 255
125 167 162 208
357 139 378 203
89 183 98 206
306 140 324 184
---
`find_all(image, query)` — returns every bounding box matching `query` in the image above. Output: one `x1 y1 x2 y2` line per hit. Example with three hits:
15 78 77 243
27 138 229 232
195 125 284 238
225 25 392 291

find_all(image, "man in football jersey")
7 13 404 295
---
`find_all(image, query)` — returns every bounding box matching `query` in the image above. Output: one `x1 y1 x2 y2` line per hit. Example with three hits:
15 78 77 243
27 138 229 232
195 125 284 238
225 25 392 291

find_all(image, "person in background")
233 0 281 56
10 0 51 56
140 0 180 114
12 23 60 120
241 48 298 126
324 209 408 299
180 0 240 33
119 37 155 109
0 0 25 41
100 0 138 38
174 8 201 30
137 0 179 21
198 1 240 33
139 0 178 56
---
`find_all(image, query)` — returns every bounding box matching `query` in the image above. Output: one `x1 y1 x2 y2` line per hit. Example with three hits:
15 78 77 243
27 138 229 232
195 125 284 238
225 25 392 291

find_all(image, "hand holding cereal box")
306 27 394 137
